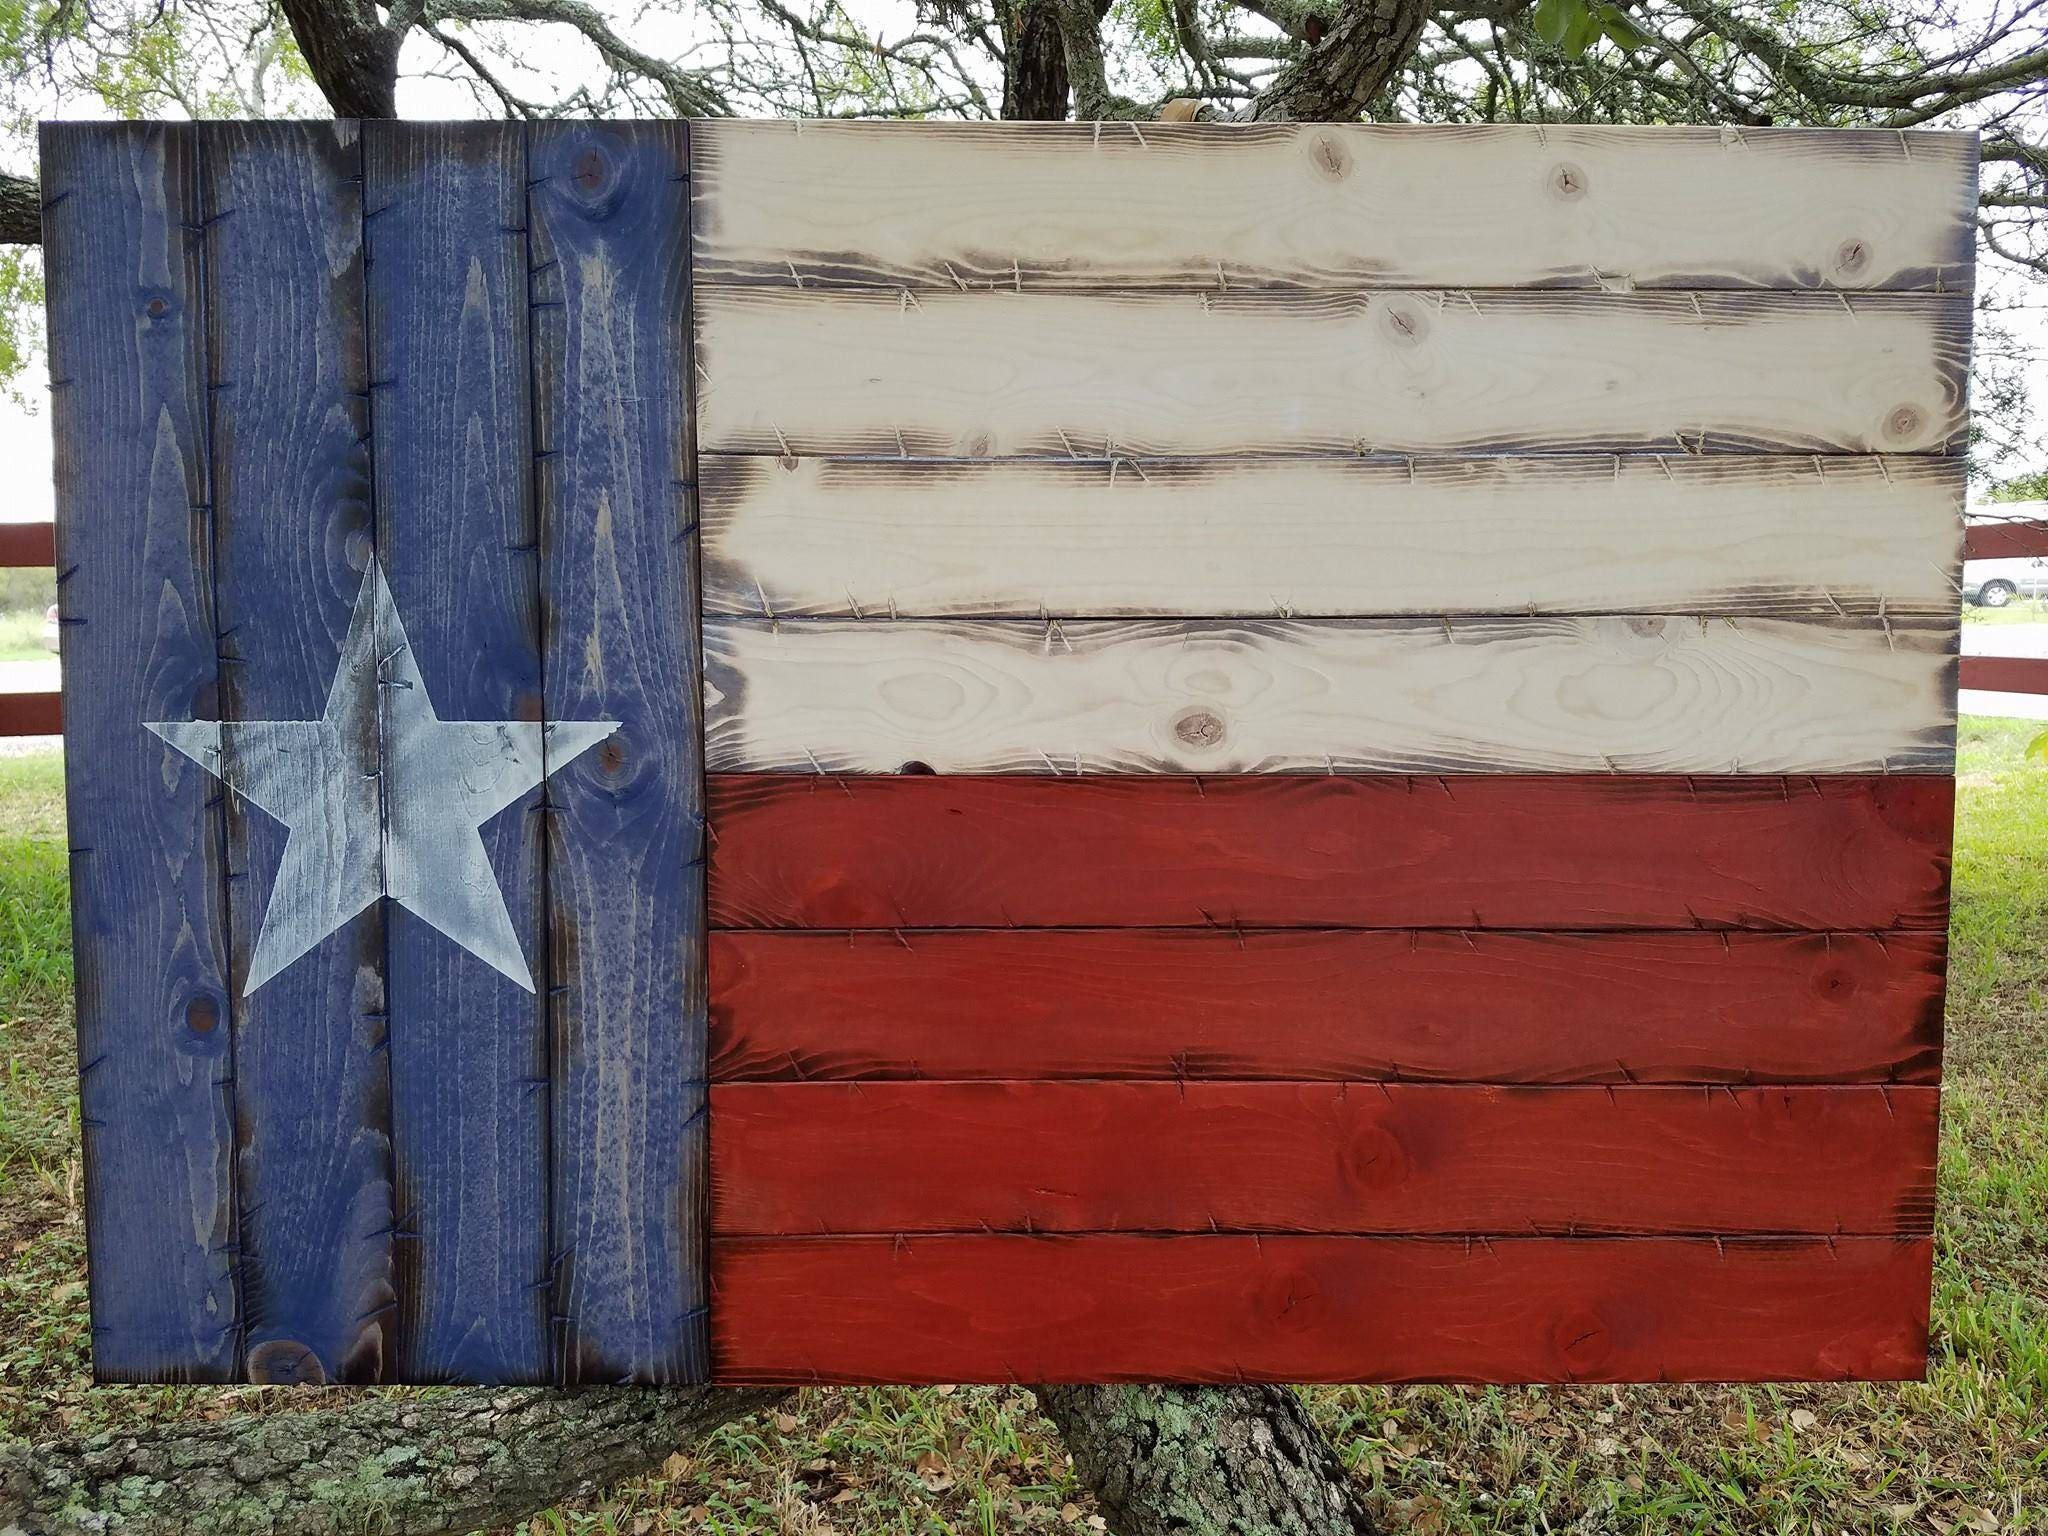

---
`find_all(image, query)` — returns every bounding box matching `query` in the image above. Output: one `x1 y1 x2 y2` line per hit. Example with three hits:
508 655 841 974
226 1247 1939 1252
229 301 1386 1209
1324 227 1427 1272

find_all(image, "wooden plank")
528 121 707 1384
708 929 1946 1085
1959 655 2048 694
704 774 1953 932
204 122 394 1385
702 454 1966 620
712 1234 1932 1384
692 122 1977 293
0 690 61 737
712 1083 1936 1237
0 521 55 567
701 616 1955 776
363 121 548 1383
39 122 238 1382
693 288 1969 458
1963 520 2048 559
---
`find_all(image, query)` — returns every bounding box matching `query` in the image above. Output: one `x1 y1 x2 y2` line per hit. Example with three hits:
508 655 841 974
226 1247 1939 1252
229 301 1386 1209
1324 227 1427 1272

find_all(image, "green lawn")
0 730 2042 1535
0 607 51 663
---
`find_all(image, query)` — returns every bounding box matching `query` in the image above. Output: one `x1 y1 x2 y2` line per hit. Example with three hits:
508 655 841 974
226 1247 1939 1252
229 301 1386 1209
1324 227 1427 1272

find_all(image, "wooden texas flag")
42 117 1970 1387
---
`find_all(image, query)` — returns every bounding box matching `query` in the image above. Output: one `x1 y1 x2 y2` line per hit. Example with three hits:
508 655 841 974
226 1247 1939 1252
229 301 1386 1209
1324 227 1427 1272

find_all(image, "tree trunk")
1038 1384 1381 1536
1242 0 1431 120
0 1384 789 1535
278 0 404 119
1001 0 1073 119
0 173 35 245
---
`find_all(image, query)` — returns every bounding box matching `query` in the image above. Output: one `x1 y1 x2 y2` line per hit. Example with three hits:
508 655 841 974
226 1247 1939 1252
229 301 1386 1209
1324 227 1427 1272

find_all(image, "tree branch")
422 0 730 114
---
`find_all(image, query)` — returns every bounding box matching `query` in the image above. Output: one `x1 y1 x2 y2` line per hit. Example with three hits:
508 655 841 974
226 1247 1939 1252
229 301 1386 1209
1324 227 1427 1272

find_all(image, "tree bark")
1241 0 1431 119
278 0 406 119
1001 0 1073 119
1038 1384 1381 1536
0 1384 789 1535
1 172 38 246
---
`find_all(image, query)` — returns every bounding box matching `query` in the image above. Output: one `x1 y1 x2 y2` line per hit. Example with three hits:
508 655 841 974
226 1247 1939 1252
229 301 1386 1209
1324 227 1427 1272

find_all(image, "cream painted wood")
701 453 1966 620
692 288 1968 458
700 615 1955 776
692 121 1977 293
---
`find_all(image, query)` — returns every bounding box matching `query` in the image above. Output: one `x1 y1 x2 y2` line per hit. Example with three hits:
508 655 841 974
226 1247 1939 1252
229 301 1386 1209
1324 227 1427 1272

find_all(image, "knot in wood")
1834 237 1871 278
1307 132 1351 182
1172 708 1226 749
1883 404 1925 443
1548 161 1588 201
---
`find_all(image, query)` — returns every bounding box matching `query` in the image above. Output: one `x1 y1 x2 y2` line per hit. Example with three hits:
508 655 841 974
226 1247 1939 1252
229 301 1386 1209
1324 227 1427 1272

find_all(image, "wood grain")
704 774 1954 932
712 1082 1935 1237
40 122 239 1382
701 616 1955 776
363 121 549 1383
692 121 1977 294
204 121 395 1386
708 929 1946 1085
712 1234 1932 1384
529 121 708 1385
701 453 1966 620
693 288 1969 458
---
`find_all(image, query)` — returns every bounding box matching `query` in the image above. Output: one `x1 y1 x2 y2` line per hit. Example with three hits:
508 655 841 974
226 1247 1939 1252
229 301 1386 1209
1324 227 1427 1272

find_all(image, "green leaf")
1532 0 1578 48
1596 3 1652 51
1561 4 1603 56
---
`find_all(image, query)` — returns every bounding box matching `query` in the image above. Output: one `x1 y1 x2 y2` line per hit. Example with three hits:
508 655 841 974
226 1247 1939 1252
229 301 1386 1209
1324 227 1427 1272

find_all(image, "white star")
148 559 617 995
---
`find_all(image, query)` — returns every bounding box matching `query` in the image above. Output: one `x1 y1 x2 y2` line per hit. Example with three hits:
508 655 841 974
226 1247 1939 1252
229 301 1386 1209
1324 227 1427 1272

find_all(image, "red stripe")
1959 655 2048 695
710 1082 1935 1237
0 522 55 568
710 929 1944 1084
705 775 1952 931
0 691 61 737
711 1234 1931 1384
1963 521 2048 559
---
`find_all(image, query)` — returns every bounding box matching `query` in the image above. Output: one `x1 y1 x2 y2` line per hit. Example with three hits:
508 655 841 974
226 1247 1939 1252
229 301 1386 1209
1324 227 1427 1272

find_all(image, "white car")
42 601 59 652
1964 555 2048 608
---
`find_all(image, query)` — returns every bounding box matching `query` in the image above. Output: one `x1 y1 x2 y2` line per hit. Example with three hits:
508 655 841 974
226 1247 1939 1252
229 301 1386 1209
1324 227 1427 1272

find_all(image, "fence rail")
4 518 2048 739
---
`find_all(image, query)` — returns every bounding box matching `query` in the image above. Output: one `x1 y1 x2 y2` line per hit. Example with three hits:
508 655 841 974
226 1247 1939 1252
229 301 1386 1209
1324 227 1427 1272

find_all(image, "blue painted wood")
39 122 240 1382
362 121 551 1382
528 121 709 1383
203 122 395 1385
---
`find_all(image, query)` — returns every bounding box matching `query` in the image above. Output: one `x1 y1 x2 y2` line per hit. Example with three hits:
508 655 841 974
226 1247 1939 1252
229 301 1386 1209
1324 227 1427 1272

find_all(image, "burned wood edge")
0 1384 790 1536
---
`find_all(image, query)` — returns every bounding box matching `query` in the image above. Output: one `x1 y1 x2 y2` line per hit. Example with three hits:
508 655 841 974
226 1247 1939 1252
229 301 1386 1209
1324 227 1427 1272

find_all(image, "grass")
1963 598 2048 626
0 729 2043 1534
0 607 52 663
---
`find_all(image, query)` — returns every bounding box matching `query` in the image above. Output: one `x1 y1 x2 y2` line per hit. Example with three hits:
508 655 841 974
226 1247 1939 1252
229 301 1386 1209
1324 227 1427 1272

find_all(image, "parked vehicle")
1964 555 2048 608
42 602 58 652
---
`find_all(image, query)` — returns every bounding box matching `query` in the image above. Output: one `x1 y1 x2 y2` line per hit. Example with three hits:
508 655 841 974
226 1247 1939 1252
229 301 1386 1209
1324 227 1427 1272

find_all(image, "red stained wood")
711 1234 1931 1384
1962 520 2048 559
0 690 60 737
1959 655 2048 696
705 775 1953 931
0 522 55 568
710 1082 1935 1238
709 929 1944 1085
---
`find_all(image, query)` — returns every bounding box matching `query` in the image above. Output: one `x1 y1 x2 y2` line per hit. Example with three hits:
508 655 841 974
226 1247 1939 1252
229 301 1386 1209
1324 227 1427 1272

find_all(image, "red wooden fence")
0 520 58 736
6 516 2048 739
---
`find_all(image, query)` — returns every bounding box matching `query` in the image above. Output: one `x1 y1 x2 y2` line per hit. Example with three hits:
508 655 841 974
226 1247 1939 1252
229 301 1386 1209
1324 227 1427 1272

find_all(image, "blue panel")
40 122 239 1382
203 122 395 1385
362 120 550 1382
528 121 708 1383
